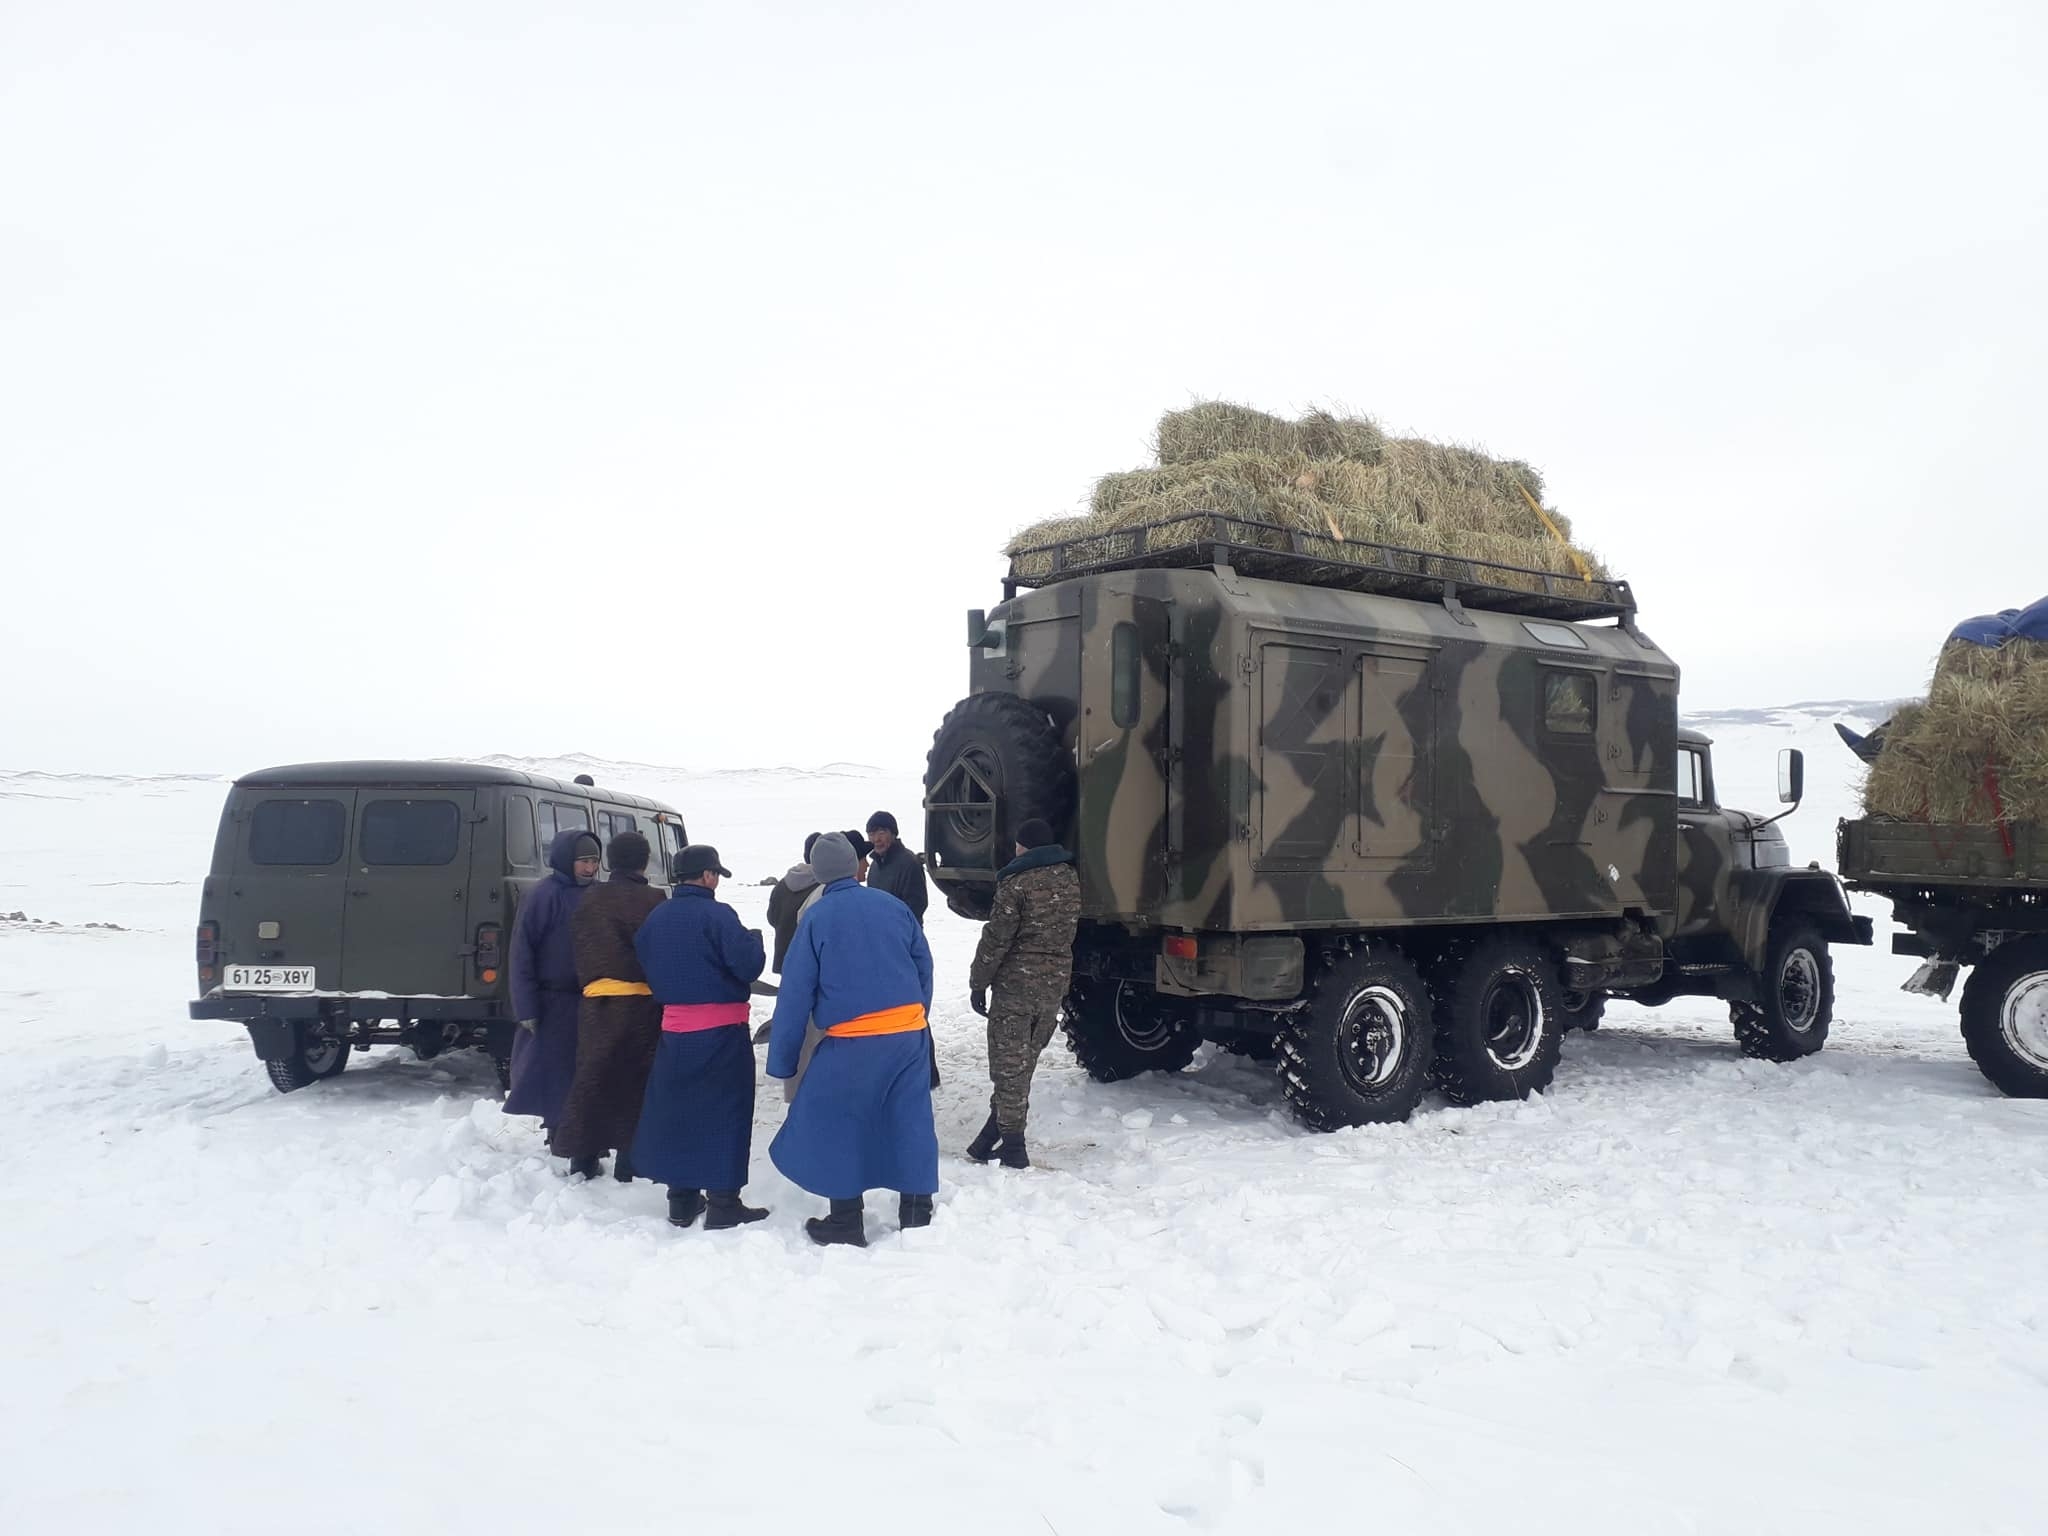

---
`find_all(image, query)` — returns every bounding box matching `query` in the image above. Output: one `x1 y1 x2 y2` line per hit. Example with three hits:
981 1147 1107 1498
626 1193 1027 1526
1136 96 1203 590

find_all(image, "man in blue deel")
631 843 770 1230
506 829 603 1144
766 831 939 1247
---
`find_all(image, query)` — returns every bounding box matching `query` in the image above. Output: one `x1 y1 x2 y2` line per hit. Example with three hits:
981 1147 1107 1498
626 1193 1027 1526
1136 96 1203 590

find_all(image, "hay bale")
1007 401 1607 596
1862 640 2048 825
1154 402 1387 466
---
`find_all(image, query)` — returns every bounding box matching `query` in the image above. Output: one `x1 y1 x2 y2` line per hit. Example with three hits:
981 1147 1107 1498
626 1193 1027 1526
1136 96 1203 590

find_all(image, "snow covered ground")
4 710 2045 1534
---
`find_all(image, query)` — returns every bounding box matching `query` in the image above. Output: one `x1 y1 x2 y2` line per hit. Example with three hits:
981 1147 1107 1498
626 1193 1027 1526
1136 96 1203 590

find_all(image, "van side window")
598 810 639 868
1543 672 1597 735
360 800 462 866
249 799 347 866
506 795 538 866
541 801 591 851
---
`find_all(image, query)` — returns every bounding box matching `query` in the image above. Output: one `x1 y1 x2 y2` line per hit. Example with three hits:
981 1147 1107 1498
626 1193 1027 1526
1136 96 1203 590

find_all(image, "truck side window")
1678 750 1706 806
249 799 347 866
506 795 538 866
360 800 462 866
1543 672 1597 735
1111 622 1140 728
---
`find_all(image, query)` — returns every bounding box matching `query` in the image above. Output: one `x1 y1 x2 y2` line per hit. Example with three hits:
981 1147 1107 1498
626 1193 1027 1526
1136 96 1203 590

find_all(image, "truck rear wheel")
264 1029 351 1093
1278 945 1435 1130
1959 938 2048 1098
1062 978 1200 1081
1732 920 1832 1062
1430 938 1564 1103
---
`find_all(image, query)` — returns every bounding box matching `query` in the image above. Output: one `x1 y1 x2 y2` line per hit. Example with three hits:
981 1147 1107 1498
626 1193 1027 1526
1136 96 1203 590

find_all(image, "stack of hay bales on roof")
1006 402 1607 594
1861 601 2048 825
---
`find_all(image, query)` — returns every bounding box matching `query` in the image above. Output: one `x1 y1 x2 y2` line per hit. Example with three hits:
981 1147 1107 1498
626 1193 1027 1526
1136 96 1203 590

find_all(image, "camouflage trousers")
987 985 1063 1134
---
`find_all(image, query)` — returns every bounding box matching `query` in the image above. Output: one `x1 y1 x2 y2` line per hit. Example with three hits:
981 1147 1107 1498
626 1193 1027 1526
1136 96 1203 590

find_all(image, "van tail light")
475 922 502 986
1164 935 1198 961
196 921 220 985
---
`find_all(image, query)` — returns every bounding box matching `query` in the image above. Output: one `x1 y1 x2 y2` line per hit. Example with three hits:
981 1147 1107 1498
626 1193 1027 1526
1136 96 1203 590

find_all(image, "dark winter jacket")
511 830 599 1019
969 845 1081 994
866 842 931 926
766 862 821 973
570 871 668 988
635 883 767 1005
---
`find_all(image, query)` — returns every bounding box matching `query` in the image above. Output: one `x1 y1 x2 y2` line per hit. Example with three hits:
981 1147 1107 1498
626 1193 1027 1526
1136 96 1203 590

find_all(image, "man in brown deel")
966 817 1080 1170
556 831 668 1181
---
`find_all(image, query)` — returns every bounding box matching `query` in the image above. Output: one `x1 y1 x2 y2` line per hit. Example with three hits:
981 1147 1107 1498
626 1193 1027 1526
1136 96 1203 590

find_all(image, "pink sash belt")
661 1002 751 1033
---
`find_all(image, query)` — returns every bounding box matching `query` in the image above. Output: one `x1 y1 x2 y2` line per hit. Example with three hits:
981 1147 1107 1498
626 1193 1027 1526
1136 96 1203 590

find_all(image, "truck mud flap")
244 1019 297 1062
1902 959 1960 1001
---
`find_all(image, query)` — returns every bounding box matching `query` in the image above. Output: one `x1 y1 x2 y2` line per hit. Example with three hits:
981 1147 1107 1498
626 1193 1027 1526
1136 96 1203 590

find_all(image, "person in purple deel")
506 829 602 1146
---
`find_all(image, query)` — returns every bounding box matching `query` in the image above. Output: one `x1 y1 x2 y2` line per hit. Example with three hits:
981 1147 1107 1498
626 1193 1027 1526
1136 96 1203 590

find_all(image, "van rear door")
340 793 476 997
221 790 356 991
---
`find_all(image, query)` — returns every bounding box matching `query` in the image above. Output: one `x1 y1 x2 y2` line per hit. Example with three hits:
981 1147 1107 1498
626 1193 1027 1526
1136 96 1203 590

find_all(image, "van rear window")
360 800 462 866
249 799 347 866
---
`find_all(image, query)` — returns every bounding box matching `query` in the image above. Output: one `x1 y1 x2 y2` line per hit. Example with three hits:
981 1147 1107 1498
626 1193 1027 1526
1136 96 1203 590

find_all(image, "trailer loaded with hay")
924 403 1872 1130
1837 598 2048 1097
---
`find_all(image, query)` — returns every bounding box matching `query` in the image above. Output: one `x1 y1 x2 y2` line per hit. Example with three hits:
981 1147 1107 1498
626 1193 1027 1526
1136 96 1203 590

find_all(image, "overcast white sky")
4 1 2045 776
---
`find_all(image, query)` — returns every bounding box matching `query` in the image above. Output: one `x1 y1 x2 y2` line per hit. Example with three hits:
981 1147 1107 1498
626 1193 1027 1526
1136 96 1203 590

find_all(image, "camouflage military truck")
923 516 1872 1128
1838 812 2048 1098
187 762 688 1093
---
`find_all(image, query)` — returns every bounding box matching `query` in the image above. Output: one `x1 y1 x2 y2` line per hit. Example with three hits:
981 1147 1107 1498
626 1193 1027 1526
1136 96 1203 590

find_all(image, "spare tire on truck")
923 694 1075 920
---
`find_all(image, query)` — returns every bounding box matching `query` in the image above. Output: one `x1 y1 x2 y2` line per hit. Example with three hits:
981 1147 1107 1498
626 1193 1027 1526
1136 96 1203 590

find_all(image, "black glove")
970 987 988 1017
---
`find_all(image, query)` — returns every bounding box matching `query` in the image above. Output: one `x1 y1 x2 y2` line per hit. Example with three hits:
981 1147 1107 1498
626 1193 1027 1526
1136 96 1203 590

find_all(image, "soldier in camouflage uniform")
967 818 1081 1169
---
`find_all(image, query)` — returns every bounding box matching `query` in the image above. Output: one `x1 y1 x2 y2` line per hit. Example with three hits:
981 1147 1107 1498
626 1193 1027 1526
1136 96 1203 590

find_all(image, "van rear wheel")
264 1030 351 1093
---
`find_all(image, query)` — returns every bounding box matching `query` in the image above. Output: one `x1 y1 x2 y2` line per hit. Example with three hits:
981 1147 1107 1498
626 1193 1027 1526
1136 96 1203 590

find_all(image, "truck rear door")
1079 585 1172 917
339 792 476 997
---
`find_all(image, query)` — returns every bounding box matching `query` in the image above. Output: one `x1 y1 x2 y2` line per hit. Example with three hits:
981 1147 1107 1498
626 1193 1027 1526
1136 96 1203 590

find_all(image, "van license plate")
224 965 317 993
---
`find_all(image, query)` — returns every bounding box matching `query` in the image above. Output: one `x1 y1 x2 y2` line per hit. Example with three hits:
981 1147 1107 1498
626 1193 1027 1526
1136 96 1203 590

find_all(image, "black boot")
805 1198 867 1248
898 1193 934 1229
705 1191 769 1230
965 1114 1002 1164
667 1188 705 1228
612 1149 636 1184
568 1155 603 1181
998 1132 1030 1170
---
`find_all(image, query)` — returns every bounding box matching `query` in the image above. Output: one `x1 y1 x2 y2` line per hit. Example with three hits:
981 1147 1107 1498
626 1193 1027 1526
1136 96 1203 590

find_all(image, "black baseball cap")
670 844 733 880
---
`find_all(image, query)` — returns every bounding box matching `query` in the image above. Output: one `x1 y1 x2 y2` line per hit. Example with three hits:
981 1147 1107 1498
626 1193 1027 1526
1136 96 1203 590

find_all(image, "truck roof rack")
1003 513 1637 625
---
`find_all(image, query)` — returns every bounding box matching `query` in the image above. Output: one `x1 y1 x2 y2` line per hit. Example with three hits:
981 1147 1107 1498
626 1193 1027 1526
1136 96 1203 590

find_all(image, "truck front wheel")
263 1028 351 1093
1062 978 1200 1081
1959 938 2048 1098
1733 921 1832 1062
1278 945 1435 1130
1431 938 1565 1103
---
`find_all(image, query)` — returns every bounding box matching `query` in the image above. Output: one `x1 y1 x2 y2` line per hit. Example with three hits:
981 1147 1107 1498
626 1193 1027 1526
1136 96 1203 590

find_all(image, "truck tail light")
475 922 502 985
196 921 219 984
1164 935 1198 961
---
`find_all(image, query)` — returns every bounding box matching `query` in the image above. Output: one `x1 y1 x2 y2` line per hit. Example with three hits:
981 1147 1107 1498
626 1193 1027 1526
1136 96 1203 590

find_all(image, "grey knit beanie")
808 831 860 886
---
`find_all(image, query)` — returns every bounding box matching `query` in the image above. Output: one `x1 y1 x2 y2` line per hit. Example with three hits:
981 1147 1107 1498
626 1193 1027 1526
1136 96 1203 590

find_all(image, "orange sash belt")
824 1002 928 1038
583 979 652 998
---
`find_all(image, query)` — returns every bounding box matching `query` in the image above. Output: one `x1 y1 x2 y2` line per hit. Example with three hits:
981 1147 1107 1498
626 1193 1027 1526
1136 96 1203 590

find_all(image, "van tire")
1278 945 1435 1130
1958 938 2048 1098
265 1031 351 1093
924 694 1075 921
1733 921 1832 1062
1430 938 1565 1104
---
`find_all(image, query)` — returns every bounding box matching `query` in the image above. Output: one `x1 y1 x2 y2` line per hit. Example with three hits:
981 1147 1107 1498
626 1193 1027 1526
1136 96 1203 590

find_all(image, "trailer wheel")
1062 978 1200 1081
264 1030 351 1093
1732 920 1832 1062
1430 938 1565 1103
1278 945 1435 1130
1959 938 2048 1099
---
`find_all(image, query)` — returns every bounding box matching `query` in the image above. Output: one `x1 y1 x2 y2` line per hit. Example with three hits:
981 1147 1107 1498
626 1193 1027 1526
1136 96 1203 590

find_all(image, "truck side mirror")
1778 748 1804 806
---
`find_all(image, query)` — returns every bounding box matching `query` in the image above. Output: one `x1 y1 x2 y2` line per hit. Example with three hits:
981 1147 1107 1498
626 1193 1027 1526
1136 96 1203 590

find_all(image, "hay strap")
1516 480 1592 582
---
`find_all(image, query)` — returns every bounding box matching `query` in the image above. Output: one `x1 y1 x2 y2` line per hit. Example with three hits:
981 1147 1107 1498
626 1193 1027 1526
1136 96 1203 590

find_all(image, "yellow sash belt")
582 979 653 998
